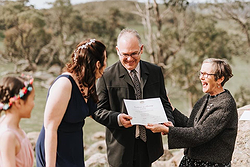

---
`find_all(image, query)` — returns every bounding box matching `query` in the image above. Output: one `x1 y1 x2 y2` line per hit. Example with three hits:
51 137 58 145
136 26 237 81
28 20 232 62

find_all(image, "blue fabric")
35 74 97 167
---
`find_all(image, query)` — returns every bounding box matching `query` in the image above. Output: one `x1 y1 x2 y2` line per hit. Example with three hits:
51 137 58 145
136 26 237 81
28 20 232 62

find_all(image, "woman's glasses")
199 71 215 78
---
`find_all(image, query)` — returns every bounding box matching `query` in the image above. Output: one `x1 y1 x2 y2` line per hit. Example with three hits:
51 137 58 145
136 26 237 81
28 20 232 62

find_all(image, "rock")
48 64 62 75
33 71 54 81
232 104 250 167
153 149 183 167
91 131 105 141
33 71 55 88
85 140 106 158
27 131 40 151
85 153 108 167
40 77 55 89
16 60 37 72
158 144 174 161
167 150 184 167
0 54 9 63
152 160 177 167
152 160 170 167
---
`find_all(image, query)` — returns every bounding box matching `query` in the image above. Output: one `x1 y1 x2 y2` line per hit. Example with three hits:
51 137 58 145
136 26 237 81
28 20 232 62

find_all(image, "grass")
0 41 4 51
225 56 250 95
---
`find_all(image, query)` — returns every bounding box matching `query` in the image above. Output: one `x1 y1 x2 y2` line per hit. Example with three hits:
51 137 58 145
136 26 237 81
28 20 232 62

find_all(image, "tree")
36 0 124 68
234 86 250 108
1 0 126 70
133 0 191 72
34 0 85 68
82 7 124 54
170 15 233 108
0 1 50 72
209 0 250 61
133 0 234 110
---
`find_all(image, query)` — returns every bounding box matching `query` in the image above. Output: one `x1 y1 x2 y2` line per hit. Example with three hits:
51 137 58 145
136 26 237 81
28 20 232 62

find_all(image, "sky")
28 0 150 9
27 0 209 9
27 0 97 9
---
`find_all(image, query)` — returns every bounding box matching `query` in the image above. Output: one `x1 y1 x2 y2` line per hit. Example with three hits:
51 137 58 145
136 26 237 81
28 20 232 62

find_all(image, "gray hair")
117 28 142 46
203 58 233 86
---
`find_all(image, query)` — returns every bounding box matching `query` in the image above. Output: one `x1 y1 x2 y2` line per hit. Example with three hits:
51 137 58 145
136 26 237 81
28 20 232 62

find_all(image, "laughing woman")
146 58 238 167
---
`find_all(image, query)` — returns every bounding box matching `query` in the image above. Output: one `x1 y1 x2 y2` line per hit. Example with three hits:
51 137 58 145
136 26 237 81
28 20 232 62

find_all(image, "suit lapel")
118 61 134 87
117 61 149 98
140 61 149 88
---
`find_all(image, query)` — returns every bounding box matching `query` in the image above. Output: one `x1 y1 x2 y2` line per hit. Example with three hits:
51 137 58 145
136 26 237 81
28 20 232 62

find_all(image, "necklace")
78 81 89 99
70 72 90 99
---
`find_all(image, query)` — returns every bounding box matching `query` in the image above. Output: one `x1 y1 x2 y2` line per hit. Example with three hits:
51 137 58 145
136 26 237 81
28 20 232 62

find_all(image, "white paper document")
124 98 168 125
240 110 250 121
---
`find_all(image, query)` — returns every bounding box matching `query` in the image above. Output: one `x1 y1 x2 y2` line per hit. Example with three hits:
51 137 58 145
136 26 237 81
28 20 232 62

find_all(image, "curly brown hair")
64 39 106 103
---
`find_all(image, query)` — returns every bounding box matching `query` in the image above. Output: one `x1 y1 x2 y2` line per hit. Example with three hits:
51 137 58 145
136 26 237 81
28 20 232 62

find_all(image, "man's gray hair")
117 28 142 46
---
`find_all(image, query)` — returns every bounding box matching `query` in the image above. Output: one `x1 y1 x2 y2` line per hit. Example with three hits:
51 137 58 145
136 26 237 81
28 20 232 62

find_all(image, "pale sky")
27 0 209 9
28 0 149 9
27 0 99 9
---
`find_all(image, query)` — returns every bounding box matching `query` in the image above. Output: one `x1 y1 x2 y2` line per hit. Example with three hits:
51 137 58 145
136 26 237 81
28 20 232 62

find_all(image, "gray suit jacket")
92 60 174 167
168 89 238 164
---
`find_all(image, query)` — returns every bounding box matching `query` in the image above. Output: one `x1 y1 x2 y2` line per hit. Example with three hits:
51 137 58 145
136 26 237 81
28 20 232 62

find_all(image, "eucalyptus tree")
35 0 84 68
202 0 250 62
170 15 233 108
133 0 190 67
79 3 125 58
133 0 234 110
212 0 250 48
0 0 50 72
37 0 125 67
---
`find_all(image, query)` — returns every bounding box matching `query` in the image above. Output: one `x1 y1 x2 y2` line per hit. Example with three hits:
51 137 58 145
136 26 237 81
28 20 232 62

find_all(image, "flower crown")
0 76 34 111
74 39 96 62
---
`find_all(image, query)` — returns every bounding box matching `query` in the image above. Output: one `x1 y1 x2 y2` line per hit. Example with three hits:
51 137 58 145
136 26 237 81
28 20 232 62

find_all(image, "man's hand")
119 113 133 128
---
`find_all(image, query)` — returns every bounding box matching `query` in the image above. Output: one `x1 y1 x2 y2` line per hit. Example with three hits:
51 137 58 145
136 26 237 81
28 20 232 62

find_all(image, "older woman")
146 58 238 167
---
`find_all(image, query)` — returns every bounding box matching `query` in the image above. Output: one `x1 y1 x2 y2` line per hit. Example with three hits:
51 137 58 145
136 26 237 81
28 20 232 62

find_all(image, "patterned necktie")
131 69 147 142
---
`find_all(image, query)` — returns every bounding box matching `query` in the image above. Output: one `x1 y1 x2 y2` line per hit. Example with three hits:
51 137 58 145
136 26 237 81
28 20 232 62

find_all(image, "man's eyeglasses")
199 71 215 78
117 47 142 58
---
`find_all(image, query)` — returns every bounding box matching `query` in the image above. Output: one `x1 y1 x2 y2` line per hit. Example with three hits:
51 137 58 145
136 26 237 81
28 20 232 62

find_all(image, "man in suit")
92 28 174 167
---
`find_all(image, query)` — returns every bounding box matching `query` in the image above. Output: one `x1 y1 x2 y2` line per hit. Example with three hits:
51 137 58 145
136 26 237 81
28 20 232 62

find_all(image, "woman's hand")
160 121 174 135
145 123 169 134
163 121 174 127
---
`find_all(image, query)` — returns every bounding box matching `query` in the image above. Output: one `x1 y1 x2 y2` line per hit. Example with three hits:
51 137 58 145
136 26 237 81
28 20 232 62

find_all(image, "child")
0 76 34 167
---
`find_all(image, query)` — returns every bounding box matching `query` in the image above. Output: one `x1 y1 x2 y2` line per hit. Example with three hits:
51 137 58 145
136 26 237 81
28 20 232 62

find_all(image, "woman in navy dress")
36 39 107 167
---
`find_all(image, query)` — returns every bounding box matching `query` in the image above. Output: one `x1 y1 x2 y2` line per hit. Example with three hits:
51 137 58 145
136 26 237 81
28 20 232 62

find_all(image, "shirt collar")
127 63 140 74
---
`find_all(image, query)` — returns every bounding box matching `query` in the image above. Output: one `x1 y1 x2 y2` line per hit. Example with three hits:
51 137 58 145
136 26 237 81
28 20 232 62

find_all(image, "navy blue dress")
35 75 97 167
